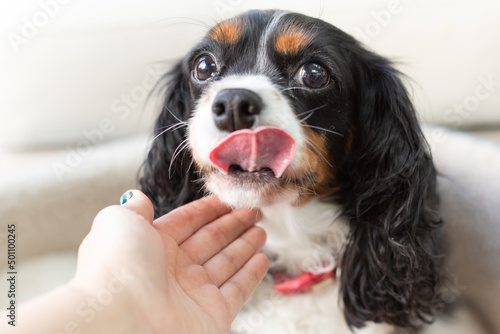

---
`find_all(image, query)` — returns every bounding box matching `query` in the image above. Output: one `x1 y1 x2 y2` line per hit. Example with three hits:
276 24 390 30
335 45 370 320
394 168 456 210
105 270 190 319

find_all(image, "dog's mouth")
209 126 296 179
226 165 276 183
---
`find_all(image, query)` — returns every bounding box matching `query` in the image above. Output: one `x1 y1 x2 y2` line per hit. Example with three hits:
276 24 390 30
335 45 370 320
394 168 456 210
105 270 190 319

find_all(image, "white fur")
232 200 392 334
260 200 348 276
256 11 287 71
206 172 301 209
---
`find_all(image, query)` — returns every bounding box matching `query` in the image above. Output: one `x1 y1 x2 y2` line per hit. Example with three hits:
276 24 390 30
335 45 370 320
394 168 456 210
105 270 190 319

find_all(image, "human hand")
71 190 268 334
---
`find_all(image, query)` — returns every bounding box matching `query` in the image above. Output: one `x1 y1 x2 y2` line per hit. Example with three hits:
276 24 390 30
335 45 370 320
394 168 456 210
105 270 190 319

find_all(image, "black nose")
212 89 263 132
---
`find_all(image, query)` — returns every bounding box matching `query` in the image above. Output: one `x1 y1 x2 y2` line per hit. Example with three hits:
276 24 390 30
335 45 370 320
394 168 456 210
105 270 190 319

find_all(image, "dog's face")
142 9 442 330
180 11 355 208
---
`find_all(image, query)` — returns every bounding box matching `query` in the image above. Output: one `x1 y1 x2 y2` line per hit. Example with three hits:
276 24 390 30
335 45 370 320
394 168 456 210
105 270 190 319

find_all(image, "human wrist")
65 273 143 334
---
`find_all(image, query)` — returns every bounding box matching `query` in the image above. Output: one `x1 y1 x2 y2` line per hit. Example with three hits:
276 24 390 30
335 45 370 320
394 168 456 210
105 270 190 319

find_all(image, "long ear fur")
339 52 443 329
140 62 203 217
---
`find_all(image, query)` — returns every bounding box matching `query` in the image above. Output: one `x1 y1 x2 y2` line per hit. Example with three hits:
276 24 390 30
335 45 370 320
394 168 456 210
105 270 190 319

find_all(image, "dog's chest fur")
260 200 348 277
232 199 392 334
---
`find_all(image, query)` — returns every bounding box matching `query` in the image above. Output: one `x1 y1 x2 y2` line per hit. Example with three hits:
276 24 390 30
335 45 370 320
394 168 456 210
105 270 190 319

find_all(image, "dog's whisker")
154 121 188 132
148 122 188 149
304 125 344 137
294 181 317 197
297 104 328 118
179 143 194 172
186 158 195 174
192 177 206 185
168 139 190 178
304 137 334 169
298 104 329 122
280 86 311 93
163 105 185 124
153 122 187 136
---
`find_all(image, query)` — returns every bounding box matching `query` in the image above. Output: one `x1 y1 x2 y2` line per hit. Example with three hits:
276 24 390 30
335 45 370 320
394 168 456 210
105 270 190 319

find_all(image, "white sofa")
425 127 500 333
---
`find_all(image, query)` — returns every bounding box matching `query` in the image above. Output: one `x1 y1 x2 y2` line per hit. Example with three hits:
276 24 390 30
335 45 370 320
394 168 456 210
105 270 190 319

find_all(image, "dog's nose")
212 89 263 132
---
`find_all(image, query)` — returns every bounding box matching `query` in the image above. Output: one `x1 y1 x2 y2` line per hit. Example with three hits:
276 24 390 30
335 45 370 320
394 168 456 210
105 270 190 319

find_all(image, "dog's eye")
297 63 329 89
194 55 218 81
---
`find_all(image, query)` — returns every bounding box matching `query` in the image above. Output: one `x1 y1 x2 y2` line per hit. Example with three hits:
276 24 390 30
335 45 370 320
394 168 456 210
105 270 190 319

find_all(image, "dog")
140 9 484 334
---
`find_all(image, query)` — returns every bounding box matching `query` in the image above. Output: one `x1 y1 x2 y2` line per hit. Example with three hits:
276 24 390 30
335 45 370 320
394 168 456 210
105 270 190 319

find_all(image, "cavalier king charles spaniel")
139 9 476 334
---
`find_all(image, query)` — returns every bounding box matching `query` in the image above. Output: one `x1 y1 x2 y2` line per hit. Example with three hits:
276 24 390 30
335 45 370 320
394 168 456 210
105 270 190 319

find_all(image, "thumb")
119 189 155 223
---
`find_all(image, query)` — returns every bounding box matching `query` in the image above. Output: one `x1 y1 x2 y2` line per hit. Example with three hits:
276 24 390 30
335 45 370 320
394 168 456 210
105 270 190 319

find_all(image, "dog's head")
147 10 359 209
141 10 442 330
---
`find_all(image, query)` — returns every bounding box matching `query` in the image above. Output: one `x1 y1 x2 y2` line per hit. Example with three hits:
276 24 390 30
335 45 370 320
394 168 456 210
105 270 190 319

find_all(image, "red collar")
271 269 336 295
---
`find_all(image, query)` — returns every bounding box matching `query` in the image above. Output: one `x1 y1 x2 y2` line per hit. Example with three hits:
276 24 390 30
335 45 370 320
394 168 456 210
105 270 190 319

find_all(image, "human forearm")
1 282 138 334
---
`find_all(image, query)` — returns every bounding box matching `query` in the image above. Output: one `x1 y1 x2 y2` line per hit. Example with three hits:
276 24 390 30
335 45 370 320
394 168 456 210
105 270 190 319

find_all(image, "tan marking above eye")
274 23 311 56
209 21 242 45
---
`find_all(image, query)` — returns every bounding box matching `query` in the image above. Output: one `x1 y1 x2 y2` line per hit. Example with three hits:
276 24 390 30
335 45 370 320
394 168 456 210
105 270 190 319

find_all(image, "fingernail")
120 191 133 205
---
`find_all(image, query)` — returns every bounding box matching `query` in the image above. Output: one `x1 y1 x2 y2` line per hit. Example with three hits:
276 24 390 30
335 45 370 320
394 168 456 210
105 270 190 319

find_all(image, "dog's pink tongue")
209 127 296 178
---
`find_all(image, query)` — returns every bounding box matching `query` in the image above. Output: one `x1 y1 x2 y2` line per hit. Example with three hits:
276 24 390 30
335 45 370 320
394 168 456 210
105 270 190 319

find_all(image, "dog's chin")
204 168 300 208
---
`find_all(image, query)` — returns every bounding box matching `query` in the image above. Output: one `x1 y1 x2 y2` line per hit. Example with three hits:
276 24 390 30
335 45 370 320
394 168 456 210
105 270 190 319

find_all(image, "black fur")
140 9 443 331
141 62 203 217
337 49 443 329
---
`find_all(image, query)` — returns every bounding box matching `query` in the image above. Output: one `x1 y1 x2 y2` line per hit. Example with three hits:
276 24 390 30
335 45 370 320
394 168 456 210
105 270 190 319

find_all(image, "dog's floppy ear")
140 62 203 217
339 51 443 329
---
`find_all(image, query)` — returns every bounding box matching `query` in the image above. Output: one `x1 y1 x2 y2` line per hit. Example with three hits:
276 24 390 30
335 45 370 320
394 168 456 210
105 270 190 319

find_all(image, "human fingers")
153 195 232 243
179 208 262 264
73 190 156 286
220 253 269 320
203 226 267 287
